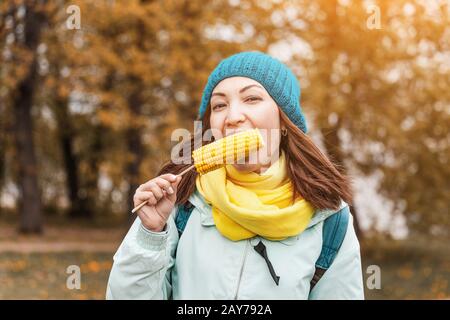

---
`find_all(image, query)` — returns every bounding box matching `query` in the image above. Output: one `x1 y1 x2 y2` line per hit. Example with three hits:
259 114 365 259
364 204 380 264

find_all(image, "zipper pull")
253 240 280 286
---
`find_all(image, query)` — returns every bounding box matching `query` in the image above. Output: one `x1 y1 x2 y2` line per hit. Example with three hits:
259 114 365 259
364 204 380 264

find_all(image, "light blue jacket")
106 190 364 300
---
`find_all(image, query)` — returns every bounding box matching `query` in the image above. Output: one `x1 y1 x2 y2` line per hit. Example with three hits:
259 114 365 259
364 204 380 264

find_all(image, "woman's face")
209 77 282 174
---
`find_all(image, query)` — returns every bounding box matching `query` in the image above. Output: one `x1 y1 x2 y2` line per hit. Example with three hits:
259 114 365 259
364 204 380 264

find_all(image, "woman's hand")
133 174 182 232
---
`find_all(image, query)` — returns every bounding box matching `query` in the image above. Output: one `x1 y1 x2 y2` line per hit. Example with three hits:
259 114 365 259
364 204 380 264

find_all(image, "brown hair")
157 105 353 211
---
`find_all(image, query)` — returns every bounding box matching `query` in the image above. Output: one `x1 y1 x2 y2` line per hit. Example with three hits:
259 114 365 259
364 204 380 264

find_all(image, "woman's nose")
225 102 246 126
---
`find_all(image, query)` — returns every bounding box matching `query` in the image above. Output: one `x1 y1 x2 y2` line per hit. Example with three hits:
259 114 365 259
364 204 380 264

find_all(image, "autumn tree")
1 0 50 232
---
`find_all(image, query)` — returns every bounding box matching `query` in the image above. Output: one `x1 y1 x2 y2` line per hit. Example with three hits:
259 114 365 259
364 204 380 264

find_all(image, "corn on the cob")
192 128 264 175
131 129 264 214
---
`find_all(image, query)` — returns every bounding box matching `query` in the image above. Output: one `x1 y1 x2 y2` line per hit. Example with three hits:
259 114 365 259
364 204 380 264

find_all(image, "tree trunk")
13 87 43 233
53 97 89 218
12 1 46 233
0 102 5 211
75 124 103 219
125 90 145 227
320 125 364 240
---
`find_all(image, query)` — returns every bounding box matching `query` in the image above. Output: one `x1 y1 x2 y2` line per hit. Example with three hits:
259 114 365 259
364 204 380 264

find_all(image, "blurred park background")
0 0 449 299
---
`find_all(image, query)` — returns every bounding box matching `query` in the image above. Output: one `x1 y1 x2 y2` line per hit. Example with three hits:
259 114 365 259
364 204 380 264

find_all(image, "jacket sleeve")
106 207 179 300
308 213 365 300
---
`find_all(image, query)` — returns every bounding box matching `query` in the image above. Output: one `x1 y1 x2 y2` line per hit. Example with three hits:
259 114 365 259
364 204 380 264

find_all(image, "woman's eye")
213 104 226 110
246 96 261 102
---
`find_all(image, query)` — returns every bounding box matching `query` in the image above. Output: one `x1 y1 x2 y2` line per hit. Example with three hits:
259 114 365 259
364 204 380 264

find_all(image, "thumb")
172 175 182 191
167 175 182 201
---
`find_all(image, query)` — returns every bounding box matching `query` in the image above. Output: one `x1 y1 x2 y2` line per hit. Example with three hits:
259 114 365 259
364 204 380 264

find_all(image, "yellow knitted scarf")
195 150 315 241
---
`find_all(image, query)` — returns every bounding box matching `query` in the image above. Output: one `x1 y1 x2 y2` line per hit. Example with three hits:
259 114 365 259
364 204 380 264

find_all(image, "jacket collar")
188 189 215 226
187 189 349 244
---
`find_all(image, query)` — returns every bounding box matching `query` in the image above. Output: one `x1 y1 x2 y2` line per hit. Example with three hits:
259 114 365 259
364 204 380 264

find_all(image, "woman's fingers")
134 174 180 212
148 182 164 200
139 175 177 195
134 191 157 206
133 174 180 231
134 191 153 201
134 180 176 206
153 178 174 195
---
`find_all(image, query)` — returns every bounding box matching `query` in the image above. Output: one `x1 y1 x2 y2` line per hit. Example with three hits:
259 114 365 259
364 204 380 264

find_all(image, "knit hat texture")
198 51 307 133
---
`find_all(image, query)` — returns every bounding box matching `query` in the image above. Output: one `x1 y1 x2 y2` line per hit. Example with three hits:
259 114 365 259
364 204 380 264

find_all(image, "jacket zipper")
234 240 250 299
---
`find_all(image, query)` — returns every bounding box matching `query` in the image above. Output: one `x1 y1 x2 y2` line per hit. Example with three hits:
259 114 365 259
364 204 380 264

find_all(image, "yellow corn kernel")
192 129 264 175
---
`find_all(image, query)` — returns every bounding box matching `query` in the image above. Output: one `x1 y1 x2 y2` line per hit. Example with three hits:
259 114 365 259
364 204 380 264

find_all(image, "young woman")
106 51 364 300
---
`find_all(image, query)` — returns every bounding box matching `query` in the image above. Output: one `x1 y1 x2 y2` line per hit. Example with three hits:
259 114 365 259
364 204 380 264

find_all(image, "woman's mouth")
224 128 254 137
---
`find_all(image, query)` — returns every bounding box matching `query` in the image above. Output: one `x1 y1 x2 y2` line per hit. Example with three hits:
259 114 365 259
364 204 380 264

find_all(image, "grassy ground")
0 252 113 299
361 238 450 299
0 219 448 299
0 216 125 299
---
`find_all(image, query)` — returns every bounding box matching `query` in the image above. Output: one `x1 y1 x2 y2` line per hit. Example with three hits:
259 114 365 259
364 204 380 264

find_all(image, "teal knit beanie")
197 51 307 133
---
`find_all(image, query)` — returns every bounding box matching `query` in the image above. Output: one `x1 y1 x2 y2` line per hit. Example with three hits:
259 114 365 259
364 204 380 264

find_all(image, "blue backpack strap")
310 205 350 291
174 201 195 237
